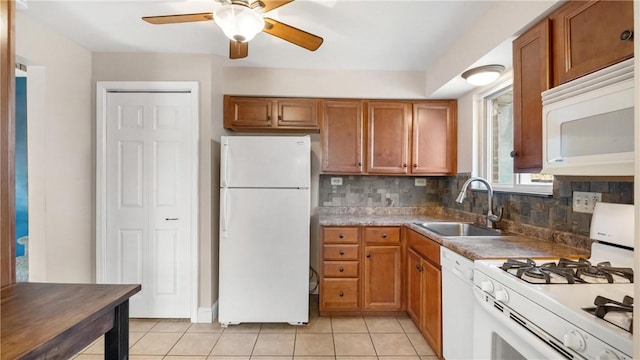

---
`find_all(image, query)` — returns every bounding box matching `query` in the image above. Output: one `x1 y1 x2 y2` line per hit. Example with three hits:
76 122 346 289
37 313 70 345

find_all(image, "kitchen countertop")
319 214 590 260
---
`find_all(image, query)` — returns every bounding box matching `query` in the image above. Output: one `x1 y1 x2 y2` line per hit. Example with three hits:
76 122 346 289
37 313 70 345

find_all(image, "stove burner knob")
480 280 494 293
596 350 620 360
495 289 509 303
562 330 586 352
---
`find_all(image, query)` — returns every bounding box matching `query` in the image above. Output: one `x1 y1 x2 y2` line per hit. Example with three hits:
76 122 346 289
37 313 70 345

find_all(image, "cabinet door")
276 99 319 129
551 0 634 85
224 96 273 129
363 245 402 311
321 100 364 173
412 101 457 175
512 19 550 172
406 249 423 324
367 102 411 174
422 259 442 358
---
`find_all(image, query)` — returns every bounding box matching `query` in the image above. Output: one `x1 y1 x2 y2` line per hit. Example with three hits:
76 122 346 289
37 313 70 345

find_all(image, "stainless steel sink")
415 222 505 237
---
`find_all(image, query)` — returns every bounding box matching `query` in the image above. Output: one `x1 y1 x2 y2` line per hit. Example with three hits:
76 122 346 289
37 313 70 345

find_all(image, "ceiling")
18 0 498 72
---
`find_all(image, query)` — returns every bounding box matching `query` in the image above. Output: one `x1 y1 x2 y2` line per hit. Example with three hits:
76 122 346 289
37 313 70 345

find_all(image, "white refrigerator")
218 135 310 325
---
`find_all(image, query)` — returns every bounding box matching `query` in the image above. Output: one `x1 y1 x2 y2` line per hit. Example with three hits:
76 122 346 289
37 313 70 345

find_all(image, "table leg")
104 299 129 360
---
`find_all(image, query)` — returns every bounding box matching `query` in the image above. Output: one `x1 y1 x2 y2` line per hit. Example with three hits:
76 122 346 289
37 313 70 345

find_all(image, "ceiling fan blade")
230 41 249 59
261 0 294 12
142 13 213 25
263 17 323 51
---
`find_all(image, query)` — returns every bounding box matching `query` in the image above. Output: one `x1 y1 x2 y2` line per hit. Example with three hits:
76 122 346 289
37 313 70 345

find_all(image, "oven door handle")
473 287 579 360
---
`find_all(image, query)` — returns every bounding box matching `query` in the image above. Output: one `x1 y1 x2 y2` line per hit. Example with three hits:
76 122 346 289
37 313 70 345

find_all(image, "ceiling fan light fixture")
461 64 505 86
214 4 265 42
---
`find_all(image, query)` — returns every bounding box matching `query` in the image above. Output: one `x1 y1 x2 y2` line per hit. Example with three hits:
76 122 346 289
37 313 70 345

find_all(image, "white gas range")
473 202 634 360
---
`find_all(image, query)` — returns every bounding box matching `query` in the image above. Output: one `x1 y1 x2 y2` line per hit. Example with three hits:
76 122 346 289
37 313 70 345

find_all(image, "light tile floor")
73 297 437 360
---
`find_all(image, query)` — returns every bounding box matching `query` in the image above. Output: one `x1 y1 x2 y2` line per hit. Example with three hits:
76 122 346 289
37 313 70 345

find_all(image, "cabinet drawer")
323 227 359 244
364 227 401 244
407 229 440 265
321 278 359 311
323 245 359 261
323 261 359 277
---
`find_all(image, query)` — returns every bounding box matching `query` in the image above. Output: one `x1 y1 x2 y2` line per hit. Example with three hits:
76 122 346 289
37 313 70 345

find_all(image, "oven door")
472 287 578 360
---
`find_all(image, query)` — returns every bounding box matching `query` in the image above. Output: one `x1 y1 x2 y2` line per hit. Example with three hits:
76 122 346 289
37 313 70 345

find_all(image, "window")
477 82 553 195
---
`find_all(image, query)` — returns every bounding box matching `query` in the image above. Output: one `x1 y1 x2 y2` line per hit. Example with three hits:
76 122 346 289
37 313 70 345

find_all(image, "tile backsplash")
443 173 633 237
319 175 443 207
319 173 634 241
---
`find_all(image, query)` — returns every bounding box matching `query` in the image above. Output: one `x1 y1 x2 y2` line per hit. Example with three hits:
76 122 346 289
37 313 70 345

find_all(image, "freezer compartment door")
219 188 310 324
221 136 310 188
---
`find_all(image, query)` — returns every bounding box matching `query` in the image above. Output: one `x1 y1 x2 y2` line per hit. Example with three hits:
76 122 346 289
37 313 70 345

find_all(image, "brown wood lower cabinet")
320 226 404 315
406 229 442 358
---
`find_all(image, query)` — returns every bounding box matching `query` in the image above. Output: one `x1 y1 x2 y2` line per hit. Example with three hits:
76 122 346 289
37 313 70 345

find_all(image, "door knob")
509 150 518 158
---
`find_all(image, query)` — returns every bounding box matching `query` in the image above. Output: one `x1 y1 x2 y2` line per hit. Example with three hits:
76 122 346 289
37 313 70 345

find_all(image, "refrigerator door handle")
221 188 229 238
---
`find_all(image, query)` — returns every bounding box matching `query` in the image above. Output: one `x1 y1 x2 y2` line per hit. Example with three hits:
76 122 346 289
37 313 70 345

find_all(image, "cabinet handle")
402 163 408 168
339 291 344 297
338 267 344 272
339 250 345 256
357 161 362 167
267 115 271 121
510 150 518 158
413 164 418 168
278 115 283 120
366 253 371 258
381 233 387 239
416 264 423 272
338 233 344 239
620 30 634 41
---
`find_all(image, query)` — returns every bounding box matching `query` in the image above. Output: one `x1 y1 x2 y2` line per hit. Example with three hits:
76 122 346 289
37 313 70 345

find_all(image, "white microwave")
541 58 634 176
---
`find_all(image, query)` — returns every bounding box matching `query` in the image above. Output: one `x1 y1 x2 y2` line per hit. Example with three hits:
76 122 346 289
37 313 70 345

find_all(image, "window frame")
474 78 553 196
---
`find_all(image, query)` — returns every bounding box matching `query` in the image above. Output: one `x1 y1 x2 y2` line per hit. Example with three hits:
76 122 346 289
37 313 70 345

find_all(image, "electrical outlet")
573 191 602 213
330 177 343 186
414 178 427 187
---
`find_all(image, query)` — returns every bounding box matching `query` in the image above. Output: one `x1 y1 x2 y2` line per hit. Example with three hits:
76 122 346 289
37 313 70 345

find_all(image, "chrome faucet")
455 177 503 229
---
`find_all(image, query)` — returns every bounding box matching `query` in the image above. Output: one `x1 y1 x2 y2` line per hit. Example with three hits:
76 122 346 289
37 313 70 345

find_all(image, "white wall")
16 12 93 283
223 68 426 99
425 0 560 97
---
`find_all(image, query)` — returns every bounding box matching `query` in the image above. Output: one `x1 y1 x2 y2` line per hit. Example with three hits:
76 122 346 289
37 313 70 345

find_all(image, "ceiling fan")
142 0 323 59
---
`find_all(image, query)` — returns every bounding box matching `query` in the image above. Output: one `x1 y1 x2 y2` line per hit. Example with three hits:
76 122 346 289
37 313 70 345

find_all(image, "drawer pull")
381 233 387 238
339 291 344 297
339 233 344 239
416 264 423 272
338 267 344 272
339 250 345 256
620 30 633 41
366 253 371 258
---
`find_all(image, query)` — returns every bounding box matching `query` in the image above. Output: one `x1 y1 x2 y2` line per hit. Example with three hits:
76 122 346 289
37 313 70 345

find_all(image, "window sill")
471 184 553 197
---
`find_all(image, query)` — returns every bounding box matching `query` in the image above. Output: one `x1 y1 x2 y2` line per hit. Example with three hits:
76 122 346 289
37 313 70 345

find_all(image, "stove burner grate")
501 258 634 284
583 295 633 334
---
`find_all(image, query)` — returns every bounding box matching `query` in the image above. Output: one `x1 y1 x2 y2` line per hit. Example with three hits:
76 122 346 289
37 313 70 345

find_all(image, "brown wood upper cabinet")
512 19 551 173
320 100 365 174
367 102 412 174
224 96 320 131
412 101 457 175
550 0 634 86
367 101 457 176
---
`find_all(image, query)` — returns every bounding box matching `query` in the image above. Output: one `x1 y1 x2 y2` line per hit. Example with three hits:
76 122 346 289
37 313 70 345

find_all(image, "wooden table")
1 282 140 359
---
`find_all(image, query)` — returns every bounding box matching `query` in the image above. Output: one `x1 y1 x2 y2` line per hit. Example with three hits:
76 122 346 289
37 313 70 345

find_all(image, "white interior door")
103 90 193 318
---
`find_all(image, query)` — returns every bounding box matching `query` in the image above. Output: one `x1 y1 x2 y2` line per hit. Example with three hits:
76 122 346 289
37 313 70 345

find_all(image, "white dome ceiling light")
461 65 505 86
